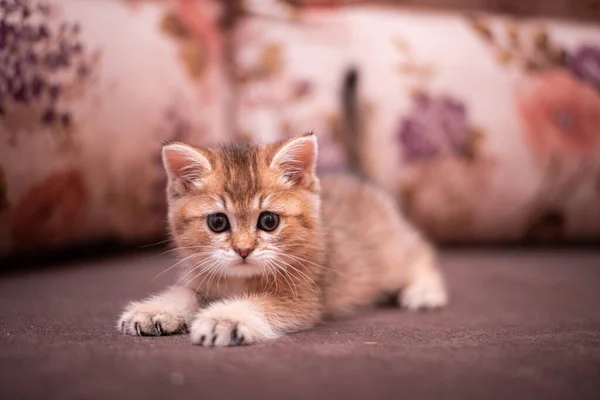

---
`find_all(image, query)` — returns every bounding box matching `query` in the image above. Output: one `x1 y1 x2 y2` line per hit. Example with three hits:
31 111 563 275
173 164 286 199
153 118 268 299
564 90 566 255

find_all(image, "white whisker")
205 260 224 294
265 261 279 295
150 251 212 284
195 259 222 292
275 257 321 296
270 259 298 300
175 256 218 286
281 252 348 277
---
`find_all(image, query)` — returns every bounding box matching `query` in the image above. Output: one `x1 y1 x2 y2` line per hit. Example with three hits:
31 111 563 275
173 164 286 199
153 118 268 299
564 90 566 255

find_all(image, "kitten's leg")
189 295 320 347
397 249 448 311
118 285 200 336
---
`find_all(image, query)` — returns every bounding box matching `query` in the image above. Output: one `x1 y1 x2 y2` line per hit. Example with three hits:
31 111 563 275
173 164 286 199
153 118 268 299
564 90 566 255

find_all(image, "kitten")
118 133 447 346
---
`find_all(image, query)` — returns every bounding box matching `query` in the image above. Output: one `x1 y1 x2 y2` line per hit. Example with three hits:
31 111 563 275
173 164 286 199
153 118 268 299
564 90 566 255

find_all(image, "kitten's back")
320 173 439 315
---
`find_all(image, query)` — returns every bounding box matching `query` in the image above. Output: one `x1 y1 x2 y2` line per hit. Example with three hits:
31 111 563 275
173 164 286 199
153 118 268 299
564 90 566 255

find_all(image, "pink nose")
235 248 253 259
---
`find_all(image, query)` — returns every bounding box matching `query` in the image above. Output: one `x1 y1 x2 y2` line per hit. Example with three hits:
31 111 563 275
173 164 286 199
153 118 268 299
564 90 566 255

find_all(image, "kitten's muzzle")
235 247 254 260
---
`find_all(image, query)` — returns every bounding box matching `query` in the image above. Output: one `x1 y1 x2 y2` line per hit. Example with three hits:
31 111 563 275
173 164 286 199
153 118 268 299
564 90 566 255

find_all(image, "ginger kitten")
118 133 447 346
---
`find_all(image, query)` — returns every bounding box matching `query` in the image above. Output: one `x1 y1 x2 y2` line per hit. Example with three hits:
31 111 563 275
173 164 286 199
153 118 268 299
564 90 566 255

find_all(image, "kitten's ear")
162 143 212 194
269 133 318 187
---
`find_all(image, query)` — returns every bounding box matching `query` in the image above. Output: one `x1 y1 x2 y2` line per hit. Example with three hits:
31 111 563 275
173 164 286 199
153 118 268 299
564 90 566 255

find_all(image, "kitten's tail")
340 67 366 178
340 68 406 213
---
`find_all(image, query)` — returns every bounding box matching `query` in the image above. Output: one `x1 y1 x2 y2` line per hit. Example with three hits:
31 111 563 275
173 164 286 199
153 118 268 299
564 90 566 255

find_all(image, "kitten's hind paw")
399 269 448 311
117 301 188 336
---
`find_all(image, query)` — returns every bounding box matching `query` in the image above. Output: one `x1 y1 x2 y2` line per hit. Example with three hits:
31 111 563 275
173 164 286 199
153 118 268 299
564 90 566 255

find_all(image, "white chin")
226 263 264 278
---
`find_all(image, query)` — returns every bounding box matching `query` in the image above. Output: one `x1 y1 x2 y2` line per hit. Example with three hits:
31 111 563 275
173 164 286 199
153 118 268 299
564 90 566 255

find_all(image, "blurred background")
1 1 600 399
1 0 600 262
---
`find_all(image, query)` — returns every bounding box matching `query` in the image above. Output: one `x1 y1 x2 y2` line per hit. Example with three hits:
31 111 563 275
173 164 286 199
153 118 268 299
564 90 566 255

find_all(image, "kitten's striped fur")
118 133 447 346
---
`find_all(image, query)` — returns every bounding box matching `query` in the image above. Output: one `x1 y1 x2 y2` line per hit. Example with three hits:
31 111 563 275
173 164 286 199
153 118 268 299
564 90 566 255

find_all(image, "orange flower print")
517 69 600 163
11 170 88 249
174 0 222 66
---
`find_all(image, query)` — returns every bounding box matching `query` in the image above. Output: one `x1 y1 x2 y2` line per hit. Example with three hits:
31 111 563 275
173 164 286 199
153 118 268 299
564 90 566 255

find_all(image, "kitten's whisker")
205 260 224 294
217 261 227 294
185 268 213 290
175 256 218 286
254 255 276 290
271 260 299 300
183 255 226 289
266 259 291 298
215 260 227 296
274 257 321 295
271 265 279 295
139 239 172 248
195 259 222 293
264 261 279 295
151 247 182 257
263 250 314 290
144 246 184 260
149 252 210 284
149 245 214 259
273 258 321 298
196 259 217 291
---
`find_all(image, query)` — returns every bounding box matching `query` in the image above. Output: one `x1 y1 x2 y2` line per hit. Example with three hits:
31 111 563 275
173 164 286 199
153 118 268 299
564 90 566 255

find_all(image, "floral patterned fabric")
1 0 599 256
0 0 228 255
233 2 600 243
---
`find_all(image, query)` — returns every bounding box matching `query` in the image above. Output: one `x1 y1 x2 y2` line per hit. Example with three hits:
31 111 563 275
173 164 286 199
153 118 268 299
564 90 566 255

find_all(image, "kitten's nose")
235 247 254 259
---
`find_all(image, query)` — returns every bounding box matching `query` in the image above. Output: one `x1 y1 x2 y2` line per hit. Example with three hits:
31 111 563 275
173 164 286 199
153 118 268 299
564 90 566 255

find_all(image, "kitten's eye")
258 212 280 232
207 213 229 233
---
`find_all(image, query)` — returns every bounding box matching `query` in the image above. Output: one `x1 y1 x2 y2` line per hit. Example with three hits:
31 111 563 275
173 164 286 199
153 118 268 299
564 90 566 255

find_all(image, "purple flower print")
398 93 472 162
568 45 600 92
0 0 92 128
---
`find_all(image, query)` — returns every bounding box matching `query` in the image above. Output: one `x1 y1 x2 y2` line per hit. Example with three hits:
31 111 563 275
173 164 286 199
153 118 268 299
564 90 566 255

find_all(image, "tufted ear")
269 132 318 186
162 142 212 194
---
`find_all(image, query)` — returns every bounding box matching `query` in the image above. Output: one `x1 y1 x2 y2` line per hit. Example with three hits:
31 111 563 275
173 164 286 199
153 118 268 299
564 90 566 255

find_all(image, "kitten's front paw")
118 301 188 336
190 299 277 347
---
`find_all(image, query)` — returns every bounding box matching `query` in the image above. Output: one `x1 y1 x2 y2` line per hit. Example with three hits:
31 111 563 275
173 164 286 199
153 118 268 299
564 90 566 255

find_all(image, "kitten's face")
162 134 321 280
